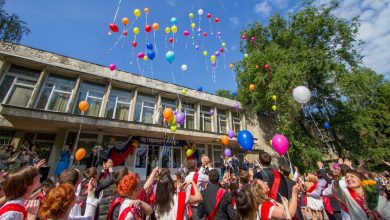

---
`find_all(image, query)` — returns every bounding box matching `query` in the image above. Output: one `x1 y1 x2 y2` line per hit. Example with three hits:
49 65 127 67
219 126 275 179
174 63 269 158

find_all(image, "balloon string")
137 58 143 76
208 19 213 35
154 31 159 54
112 0 122 22
165 35 168 50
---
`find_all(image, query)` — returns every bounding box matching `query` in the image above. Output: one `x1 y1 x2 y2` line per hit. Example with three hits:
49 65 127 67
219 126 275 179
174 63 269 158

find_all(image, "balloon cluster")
271 95 277 111
163 108 186 132
146 42 155 60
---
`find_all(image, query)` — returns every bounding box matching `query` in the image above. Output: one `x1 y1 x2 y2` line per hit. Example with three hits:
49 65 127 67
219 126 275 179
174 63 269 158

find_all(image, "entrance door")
146 146 160 177
159 146 182 175
134 144 148 180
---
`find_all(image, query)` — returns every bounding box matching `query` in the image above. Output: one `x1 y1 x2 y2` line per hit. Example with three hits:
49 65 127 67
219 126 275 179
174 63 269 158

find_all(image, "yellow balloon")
133 27 140 35
272 95 277 101
244 53 249 59
165 27 171 34
272 105 277 111
210 55 216 63
143 55 148 61
186 149 193 157
191 23 196 29
181 89 187 95
269 140 273 146
171 25 178 33
134 9 141 17
203 51 208 56
189 13 194 19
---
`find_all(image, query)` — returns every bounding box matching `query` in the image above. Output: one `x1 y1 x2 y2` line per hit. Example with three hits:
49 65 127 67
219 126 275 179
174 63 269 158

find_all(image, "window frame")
232 113 241 134
217 110 228 134
1 71 39 106
134 94 155 123
200 106 213 132
105 87 132 121
182 103 196 129
73 81 106 116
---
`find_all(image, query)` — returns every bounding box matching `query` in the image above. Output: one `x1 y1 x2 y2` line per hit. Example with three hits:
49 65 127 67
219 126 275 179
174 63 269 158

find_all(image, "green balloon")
170 125 177 132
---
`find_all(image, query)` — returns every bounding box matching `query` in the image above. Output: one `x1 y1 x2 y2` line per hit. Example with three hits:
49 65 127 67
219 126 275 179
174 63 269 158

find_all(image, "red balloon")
203 32 207 37
214 18 220 23
132 41 137 47
219 47 224 53
206 13 212 19
145 24 152 33
169 37 174 43
122 30 128 36
264 64 269 70
109 23 119 33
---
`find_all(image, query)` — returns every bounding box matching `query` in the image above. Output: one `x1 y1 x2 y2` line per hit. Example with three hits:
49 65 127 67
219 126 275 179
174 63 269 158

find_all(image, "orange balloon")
144 8 149 13
163 108 173 120
221 135 229 145
229 63 234 69
122 17 129 26
132 140 140 148
78 100 89 112
75 148 87 161
249 84 255 92
152 23 160 31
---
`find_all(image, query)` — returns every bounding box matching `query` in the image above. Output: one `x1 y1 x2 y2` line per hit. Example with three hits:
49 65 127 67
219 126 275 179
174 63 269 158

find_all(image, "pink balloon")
271 134 289 155
251 36 255 42
183 30 190 36
137 52 145 59
109 64 116 71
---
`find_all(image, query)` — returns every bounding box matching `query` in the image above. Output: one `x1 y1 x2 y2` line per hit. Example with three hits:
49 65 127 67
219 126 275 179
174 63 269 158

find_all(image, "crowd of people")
0 143 389 220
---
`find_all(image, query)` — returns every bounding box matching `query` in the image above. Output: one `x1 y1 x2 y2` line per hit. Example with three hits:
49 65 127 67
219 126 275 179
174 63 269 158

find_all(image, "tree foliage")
216 89 235 99
234 2 389 171
0 0 30 43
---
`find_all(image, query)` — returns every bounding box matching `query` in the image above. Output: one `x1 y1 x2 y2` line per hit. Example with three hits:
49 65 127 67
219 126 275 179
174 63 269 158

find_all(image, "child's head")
42 179 54 194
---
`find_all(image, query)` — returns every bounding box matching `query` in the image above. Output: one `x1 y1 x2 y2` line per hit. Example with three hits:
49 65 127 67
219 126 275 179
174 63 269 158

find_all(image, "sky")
4 0 389 95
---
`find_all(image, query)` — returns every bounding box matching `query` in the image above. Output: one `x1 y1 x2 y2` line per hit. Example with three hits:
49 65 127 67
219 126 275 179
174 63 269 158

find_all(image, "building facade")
0 42 272 178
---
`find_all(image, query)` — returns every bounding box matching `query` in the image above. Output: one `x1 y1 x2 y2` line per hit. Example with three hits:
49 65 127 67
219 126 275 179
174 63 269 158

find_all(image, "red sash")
190 172 199 195
269 170 281 200
0 203 27 220
347 188 383 219
177 192 187 220
260 200 275 220
205 188 226 220
304 182 318 205
118 203 142 220
107 197 124 220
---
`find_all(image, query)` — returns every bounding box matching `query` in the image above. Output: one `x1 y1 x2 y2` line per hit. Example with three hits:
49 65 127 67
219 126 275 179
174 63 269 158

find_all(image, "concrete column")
129 88 138 121
195 102 201 130
12 130 25 150
67 76 83 113
99 80 112 118
227 110 233 131
213 106 218 133
27 68 48 108
242 113 247 130
153 93 161 124
0 59 10 80
47 128 67 174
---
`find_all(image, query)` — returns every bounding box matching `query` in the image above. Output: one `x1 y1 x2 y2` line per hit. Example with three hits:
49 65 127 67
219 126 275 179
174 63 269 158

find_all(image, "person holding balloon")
54 145 71 176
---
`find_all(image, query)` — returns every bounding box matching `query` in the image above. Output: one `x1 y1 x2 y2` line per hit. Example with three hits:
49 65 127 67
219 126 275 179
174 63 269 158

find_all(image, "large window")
200 106 213 132
182 102 195 129
105 87 132 120
159 97 177 125
0 130 15 149
217 110 227 133
36 74 75 112
73 82 106 117
65 132 99 165
0 65 40 107
232 112 241 134
134 94 155 123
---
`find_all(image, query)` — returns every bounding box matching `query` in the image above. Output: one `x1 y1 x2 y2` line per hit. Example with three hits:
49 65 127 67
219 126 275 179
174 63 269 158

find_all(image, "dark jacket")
198 183 236 220
253 166 288 203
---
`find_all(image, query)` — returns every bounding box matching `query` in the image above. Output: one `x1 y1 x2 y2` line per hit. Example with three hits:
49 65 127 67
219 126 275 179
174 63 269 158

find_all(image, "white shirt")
185 171 209 190
69 196 99 220
154 192 189 220
0 198 25 220
118 199 135 220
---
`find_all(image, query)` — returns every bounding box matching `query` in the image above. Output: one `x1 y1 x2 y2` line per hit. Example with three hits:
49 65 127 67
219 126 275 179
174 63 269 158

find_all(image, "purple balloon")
195 45 200 50
271 134 289 155
224 148 232 157
217 31 222 36
209 109 214 116
175 112 186 124
173 110 177 115
197 28 202 33
215 51 220 57
227 130 235 139
233 102 240 110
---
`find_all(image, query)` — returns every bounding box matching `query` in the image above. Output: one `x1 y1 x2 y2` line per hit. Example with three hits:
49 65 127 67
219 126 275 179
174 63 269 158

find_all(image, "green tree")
216 89 235 99
234 2 389 171
0 0 30 43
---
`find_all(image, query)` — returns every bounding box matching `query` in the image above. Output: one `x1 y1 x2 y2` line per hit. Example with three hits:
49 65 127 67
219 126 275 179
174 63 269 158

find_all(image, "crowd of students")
0 149 389 220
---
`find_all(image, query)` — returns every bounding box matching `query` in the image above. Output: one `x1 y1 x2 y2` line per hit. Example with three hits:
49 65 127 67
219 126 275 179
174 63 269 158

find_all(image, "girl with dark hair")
333 169 390 219
235 189 257 220
153 168 202 219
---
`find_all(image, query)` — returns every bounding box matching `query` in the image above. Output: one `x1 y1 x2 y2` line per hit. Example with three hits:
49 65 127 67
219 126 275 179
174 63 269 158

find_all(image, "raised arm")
188 181 202 204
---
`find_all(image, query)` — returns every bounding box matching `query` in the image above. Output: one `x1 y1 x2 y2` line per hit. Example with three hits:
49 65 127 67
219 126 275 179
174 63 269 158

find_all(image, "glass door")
147 146 160 177
134 145 148 180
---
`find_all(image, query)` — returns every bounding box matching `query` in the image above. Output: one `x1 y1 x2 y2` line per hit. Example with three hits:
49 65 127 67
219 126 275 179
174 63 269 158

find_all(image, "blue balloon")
237 130 254 151
171 17 177 25
146 42 153 50
147 50 155 60
197 86 203 92
324 122 330 129
232 91 237 97
165 51 175 64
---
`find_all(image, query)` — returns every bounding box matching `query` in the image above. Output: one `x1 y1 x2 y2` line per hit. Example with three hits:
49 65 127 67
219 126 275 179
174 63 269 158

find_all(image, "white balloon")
198 9 203 16
181 64 187 71
293 86 311 103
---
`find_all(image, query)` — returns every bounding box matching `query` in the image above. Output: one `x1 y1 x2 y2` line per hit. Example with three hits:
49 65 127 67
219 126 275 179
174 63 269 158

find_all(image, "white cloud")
229 17 240 29
166 0 176 7
254 2 272 16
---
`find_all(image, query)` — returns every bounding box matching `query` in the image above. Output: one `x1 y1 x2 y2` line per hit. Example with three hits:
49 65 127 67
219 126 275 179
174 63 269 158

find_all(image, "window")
182 103 195 129
18 132 56 164
65 131 99 165
217 110 227 133
105 87 132 120
211 145 223 168
200 106 213 132
159 98 177 125
36 74 75 112
102 135 129 164
135 145 148 168
0 65 40 107
73 82 106 117
134 94 155 123
232 112 241 134
160 146 182 169
0 130 15 149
